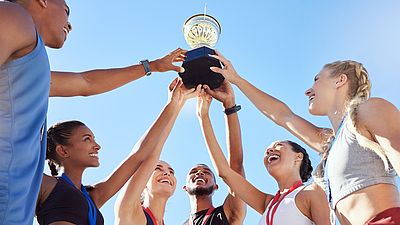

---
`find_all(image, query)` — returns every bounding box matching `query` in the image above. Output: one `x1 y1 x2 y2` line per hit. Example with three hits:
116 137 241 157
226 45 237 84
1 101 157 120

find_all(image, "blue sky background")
38 1 400 224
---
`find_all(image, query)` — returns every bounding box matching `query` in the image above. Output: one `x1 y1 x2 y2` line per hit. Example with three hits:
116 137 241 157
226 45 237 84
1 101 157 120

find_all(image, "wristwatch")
224 104 241 115
140 59 152 76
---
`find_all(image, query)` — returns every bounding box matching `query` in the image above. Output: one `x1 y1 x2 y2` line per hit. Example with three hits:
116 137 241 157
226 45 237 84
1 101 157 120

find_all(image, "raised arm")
197 92 273 215
203 82 246 223
113 79 201 223
210 51 331 153
89 78 200 209
358 98 400 174
50 48 186 97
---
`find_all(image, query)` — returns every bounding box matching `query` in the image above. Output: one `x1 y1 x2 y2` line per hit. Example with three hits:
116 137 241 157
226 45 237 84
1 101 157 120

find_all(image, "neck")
143 194 169 225
327 99 348 133
276 174 302 193
63 167 84 189
189 194 214 214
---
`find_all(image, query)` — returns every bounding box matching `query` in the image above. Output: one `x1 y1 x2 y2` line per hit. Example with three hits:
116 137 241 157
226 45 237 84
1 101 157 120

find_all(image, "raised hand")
209 50 241 85
168 77 201 106
152 48 187 73
196 89 213 119
203 80 235 108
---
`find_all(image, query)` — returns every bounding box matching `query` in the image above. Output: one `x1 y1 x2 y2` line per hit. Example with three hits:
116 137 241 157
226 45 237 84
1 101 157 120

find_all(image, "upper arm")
358 98 400 173
221 169 273 215
281 113 333 153
0 2 36 65
297 183 330 225
50 71 89 97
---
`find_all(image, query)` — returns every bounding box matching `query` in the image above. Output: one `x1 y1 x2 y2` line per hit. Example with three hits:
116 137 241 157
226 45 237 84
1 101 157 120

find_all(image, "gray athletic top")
327 119 397 208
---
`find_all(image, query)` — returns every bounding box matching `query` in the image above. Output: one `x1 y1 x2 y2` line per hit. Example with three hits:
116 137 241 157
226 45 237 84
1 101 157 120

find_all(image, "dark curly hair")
46 120 86 176
286 140 313 182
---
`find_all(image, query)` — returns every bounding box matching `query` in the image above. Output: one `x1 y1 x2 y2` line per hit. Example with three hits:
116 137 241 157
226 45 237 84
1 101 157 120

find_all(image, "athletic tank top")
0 34 50 225
258 186 313 225
183 206 229 225
36 178 104 225
327 120 397 207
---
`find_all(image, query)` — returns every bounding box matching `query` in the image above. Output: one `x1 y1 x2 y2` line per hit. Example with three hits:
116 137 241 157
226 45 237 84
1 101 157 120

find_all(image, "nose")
163 170 171 176
195 170 204 176
305 88 313 97
266 147 275 156
66 21 72 32
94 141 101 151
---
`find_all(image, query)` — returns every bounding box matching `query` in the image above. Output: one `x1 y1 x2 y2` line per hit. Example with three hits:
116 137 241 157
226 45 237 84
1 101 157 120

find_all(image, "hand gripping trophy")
179 13 224 89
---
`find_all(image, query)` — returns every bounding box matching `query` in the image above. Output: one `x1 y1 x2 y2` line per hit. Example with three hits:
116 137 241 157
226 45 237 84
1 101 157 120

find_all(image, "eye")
170 170 175 175
155 167 162 171
84 137 91 142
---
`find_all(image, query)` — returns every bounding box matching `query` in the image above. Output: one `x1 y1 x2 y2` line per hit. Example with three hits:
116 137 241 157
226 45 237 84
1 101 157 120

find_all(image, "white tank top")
258 186 314 225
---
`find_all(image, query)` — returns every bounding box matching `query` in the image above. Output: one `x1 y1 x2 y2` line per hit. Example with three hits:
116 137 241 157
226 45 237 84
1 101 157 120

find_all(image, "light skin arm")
358 97 400 174
210 51 331 153
197 92 274 214
202 82 246 223
298 183 331 225
0 2 36 65
50 48 186 97
89 79 200 208
113 79 201 223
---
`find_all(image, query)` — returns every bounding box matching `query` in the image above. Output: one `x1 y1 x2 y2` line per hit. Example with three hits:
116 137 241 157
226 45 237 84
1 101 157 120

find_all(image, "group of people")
1 0 399 225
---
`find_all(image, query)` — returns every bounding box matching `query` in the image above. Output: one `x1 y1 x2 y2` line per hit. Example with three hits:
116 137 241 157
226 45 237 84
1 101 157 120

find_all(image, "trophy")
179 14 224 89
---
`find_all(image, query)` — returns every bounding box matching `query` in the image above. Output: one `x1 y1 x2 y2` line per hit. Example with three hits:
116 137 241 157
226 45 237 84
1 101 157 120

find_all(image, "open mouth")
89 153 98 158
158 178 173 186
309 95 315 102
193 177 207 185
268 154 280 164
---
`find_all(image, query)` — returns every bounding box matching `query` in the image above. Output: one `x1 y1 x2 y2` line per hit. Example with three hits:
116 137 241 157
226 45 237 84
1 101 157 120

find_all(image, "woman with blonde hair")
209 51 400 225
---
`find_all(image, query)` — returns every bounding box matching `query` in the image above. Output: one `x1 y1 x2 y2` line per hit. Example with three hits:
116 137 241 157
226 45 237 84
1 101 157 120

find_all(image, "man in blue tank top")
0 1 185 225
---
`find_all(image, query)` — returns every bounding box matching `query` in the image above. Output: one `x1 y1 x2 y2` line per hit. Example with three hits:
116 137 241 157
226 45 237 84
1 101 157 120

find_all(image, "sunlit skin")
209 50 400 225
184 164 218 193
144 161 177 199
196 91 331 224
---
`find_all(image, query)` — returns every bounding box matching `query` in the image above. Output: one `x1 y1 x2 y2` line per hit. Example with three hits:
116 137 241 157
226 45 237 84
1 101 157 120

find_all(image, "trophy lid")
183 14 221 49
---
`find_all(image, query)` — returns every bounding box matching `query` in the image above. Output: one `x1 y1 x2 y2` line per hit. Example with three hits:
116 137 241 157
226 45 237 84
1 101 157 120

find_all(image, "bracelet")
224 104 241 115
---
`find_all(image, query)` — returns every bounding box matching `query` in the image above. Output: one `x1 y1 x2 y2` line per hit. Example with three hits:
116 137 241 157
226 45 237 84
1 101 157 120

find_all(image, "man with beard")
183 81 246 225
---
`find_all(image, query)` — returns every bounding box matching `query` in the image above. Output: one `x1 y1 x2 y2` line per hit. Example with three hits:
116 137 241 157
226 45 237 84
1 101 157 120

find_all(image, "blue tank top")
0 34 50 225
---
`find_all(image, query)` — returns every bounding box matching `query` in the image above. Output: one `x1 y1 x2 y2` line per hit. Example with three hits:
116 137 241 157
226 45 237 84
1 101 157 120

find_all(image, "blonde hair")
323 60 389 169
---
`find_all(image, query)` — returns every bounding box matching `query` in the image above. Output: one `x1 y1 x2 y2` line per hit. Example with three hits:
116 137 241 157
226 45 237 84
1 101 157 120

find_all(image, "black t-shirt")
36 178 104 225
183 206 229 225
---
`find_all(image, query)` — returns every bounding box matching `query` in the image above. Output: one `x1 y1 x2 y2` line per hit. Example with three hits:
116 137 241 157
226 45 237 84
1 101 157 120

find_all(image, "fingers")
209 50 230 66
203 84 216 97
169 77 180 91
172 65 185 73
210 66 224 75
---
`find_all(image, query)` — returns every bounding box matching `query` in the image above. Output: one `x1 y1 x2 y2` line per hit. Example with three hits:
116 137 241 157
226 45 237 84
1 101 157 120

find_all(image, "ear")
214 184 219 190
295 152 304 162
335 74 348 88
55 145 70 159
35 0 48 8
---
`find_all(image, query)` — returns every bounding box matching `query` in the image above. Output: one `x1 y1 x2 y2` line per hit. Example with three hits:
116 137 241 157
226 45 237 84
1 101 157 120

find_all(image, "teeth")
195 178 206 183
159 179 172 185
89 153 98 157
268 155 280 163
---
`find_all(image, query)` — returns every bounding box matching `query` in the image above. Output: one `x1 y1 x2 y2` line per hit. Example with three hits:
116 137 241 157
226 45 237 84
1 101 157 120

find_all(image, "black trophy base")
179 46 224 89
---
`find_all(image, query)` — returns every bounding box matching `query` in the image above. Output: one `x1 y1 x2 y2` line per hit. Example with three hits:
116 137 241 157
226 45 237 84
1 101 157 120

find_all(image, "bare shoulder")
357 98 399 126
38 174 58 204
298 182 326 200
0 2 36 59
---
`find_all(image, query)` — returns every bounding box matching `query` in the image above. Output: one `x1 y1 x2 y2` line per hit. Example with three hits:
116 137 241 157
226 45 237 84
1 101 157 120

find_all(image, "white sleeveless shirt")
258 186 314 225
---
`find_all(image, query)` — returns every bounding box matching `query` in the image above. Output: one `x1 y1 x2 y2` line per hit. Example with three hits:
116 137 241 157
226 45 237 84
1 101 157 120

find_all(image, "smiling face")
38 0 72 48
263 141 303 179
184 164 217 197
145 161 177 198
304 68 338 116
61 125 101 168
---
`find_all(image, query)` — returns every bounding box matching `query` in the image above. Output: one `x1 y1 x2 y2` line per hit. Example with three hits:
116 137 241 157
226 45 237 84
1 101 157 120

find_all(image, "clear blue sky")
38 1 400 224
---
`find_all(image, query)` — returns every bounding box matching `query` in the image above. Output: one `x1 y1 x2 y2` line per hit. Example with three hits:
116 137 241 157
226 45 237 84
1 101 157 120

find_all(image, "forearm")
224 111 244 175
200 115 232 178
235 77 294 126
